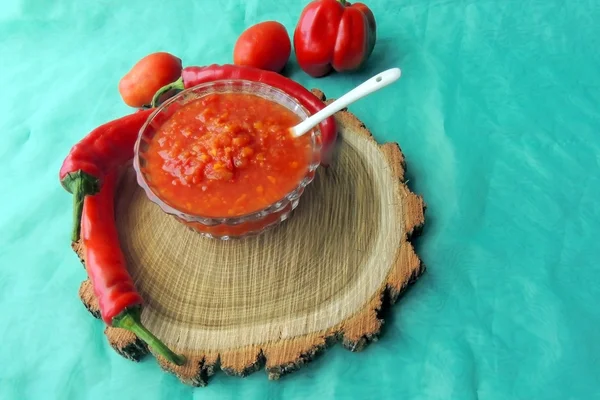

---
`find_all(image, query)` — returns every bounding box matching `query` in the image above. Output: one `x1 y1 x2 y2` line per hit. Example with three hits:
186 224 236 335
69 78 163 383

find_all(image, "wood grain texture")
75 89 426 386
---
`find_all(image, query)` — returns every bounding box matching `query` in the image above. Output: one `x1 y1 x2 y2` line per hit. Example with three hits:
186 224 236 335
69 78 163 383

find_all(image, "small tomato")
118 52 182 108
233 21 291 73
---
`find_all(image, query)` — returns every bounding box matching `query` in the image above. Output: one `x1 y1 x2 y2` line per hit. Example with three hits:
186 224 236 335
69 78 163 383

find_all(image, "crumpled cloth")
1 0 599 398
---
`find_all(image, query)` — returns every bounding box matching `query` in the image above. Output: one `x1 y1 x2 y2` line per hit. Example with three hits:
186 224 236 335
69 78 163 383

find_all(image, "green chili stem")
113 307 186 366
71 180 86 242
62 171 99 242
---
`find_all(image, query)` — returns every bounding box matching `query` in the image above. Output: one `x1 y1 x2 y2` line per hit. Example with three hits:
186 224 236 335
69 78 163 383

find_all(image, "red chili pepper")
293 0 377 77
59 108 153 242
151 64 338 165
81 170 186 366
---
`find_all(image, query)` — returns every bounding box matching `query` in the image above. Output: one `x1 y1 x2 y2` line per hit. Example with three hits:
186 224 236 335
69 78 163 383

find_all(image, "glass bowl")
133 79 322 240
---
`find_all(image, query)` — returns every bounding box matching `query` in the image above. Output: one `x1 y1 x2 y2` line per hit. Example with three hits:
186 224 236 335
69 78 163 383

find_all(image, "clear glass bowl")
133 79 322 240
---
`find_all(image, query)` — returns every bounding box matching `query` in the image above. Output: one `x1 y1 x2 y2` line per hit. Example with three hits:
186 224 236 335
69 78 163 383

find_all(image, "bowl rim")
132 78 322 226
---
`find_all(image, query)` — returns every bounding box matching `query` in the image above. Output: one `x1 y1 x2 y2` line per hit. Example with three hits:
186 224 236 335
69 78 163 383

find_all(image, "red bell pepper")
293 0 377 77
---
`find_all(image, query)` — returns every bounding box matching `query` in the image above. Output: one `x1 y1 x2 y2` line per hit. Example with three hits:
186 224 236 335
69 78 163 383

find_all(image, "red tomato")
118 52 183 108
233 21 291 73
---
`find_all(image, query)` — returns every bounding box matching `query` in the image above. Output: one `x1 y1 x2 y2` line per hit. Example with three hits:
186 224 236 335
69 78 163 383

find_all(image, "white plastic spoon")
289 67 402 138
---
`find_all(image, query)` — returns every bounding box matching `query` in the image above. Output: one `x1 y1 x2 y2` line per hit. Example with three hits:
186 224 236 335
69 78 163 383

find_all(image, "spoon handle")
290 68 402 138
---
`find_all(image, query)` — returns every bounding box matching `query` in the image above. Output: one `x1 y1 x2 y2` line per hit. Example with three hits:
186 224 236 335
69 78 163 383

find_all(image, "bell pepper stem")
113 307 186 366
151 77 185 108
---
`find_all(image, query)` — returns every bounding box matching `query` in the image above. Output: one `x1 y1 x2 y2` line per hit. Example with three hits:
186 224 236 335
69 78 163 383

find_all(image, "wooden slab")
74 89 426 387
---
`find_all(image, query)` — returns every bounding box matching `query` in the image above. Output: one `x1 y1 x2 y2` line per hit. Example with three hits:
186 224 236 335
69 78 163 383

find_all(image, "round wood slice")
74 89 426 387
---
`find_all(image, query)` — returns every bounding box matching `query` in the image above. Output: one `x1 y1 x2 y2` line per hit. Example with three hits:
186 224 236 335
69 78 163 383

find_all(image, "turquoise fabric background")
1 0 599 398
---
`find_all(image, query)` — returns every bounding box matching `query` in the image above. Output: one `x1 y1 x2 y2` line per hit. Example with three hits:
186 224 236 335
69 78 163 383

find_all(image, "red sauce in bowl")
143 92 313 218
